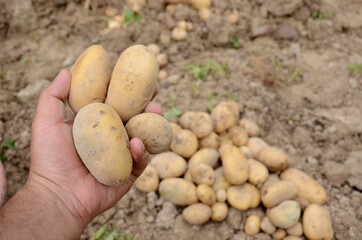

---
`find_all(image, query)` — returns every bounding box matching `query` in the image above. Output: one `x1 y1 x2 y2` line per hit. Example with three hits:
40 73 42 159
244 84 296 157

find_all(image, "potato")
267 200 301 229
159 178 198 206
125 113 173 154
146 43 160 56
280 168 327 204
156 53 168 67
260 216 276 234
171 27 188 41
182 203 211 225
228 126 249 146
294 198 310 211
226 13 238 25
106 45 158 121
197 184 216 205
227 183 260 210
240 119 260 137
245 215 261 236
190 0 211 10
247 159 269 186
303 204 333 240
219 131 233 146
211 101 240 133
179 111 213 138
211 202 228 222
170 122 181 134
282 236 303 240
239 146 253 159
150 152 187 179
247 137 268 156
272 229 287 240
190 163 214 186
105 7 118 17
128 0 146 12
73 103 131 186
69 45 111 113
216 189 227 202
261 174 280 195
134 165 159 192
188 148 219 168
177 20 187 31
200 132 220 149
184 169 192 182
261 180 298 208
158 69 168 81
257 146 289 172
219 145 248 185
212 167 230 191
170 129 198 158
199 8 211 22
286 222 303 237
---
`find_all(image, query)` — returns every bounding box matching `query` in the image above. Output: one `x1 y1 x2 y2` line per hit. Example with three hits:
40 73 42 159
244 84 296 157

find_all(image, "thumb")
34 69 71 125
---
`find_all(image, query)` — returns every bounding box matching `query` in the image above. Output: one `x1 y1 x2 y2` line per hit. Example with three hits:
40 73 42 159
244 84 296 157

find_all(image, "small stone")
345 151 362 190
156 196 165 206
62 55 75 67
116 219 125 229
116 193 131 209
17 80 50 108
350 191 361 209
322 161 349 186
264 0 303 16
17 130 30 149
105 7 118 17
226 207 242 230
156 201 178 229
357 206 362 220
146 215 154 223
348 78 358 88
167 74 180 84
147 191 157 210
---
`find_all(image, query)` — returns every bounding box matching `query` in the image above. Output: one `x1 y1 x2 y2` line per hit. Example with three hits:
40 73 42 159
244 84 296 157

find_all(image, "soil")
0 0 361 239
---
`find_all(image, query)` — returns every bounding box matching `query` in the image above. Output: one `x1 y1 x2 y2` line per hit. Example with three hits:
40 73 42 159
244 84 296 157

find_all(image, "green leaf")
2 69 8 80
172 108 182 117
348 64 362 74
4 140 15 149
163 112 174 119
230 95 238 101
0 156 4 163
134 13 142 21
94 226 106 240
192 83 199 94
230 36 240 49
206 102 214 112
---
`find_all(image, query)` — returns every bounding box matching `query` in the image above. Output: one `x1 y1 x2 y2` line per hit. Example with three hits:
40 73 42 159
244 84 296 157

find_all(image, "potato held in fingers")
125 113 173 154
69 45 111 113
73 103 132 186
106 45 158 122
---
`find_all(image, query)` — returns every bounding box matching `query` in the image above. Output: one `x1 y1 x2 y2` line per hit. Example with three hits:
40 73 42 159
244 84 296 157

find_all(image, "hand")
27 70 161 234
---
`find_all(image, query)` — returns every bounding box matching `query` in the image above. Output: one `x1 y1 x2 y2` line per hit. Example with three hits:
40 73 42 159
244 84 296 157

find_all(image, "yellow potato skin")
125 113 173 154
69 45 111 113
134 165 159 193
211 202 228 222
158 178 198 206
106 45 158 121
227 183 261 210
73 103 132 186
183 203 211 225
197 184 216 205
303 204 333 240
245 215 261 236
219 145 248 185
257 146 289 172
188 148 219 168
212 167 231 191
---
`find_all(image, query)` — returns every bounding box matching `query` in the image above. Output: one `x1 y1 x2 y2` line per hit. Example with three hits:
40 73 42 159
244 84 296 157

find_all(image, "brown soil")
0 0 361 239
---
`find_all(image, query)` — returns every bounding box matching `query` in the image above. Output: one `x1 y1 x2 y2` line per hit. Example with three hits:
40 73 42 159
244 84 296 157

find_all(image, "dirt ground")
0 0 361 239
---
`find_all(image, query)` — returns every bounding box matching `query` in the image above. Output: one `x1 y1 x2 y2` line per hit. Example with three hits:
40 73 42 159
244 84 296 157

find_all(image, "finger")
145 101 162 115
129 138 149 178
151 82 159 101
33 69 71 125
0 162 6 207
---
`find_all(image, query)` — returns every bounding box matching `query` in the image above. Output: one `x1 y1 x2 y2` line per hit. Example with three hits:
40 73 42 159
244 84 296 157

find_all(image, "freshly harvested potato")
146 43 160 56
190 0 211 10
125 113 173 154
197 184 216 205
212 167 231 191
182 203 211 225
240 119 260 137
282 236 303 240
215 189 227 202
247 137 268 156
156 53 168 67
200 132 220 149
219 131 233 146
106 45 158 121
199 8 211 22
239 146 253 159
267 200 301 229
134 165 159 192
244 215 261 236
220 145 248 185
260 216 276 234
73 103 131 186
159 178 198 206
158 69 168 81
294 198 310 211
261 180 298 208
247 159 269 186
227 183 260 210
303 204 333 240
188 148 219 168
257 146 289 172
171 27 188 41
211 202 228 222
69 45 111 113
179 111 213 138
170 122 182 135
261 174 280 195
184 169 192 182
190 163 214 186
281 168 327 204
228 126 249 146
128 0 146 12
211 101 240 133
286 222 303 237
272 229 287 240
170 129 198 158
150 152 187 179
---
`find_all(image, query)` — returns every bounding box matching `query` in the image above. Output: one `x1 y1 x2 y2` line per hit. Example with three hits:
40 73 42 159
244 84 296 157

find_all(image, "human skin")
0 70 162 239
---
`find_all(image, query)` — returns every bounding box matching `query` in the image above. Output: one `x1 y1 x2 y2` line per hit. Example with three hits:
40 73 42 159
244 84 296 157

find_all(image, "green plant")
347 64 362 74
270 56 282 75
0 140 15 163
186 59 229 81
206 102 214 112
164 98 182 119
2 69 8 80
289 66 304 83
312 11 328 20
94 225 138 240
230 36 240 49
192 83 199 94
124 9 141 26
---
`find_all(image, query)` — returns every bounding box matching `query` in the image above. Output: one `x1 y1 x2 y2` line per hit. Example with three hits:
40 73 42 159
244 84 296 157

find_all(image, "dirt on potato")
0 0 361 239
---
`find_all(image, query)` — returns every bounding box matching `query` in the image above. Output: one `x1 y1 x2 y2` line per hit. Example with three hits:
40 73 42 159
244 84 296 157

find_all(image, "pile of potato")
135 101 334 240
69 44 173 186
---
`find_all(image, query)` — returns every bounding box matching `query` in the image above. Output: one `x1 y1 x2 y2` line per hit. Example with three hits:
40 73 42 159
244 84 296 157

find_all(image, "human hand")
27 69 161 236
